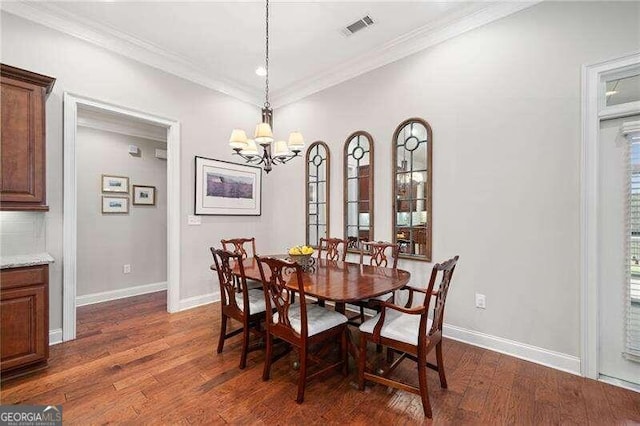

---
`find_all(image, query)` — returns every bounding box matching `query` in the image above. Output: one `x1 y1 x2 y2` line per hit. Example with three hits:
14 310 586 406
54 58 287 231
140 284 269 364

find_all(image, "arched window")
344 131 374 252
392 118 432 261
306 141 330 247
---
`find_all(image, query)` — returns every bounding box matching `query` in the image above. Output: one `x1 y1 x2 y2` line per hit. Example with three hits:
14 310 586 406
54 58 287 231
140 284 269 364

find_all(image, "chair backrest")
221 237 257 259
317 237 347 262
359 241 399 269
256 256 308 339
210 248 249 313
424 256 459 336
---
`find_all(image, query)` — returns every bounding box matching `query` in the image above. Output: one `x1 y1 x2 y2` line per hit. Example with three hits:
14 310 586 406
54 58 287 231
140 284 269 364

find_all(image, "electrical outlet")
123 264 131 274
475 293 486 309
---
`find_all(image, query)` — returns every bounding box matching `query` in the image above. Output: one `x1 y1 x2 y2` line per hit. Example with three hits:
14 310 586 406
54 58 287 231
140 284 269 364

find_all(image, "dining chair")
256 255 348 403
349 241 400 324
221 237 260 289
210 248 267 369
221 237 257 259
317 237 347 262
357 255 459 418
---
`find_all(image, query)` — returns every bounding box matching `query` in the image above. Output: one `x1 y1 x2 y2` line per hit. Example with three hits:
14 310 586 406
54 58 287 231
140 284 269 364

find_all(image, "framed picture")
133 185 156 206
102 175 129 193
194 156 262 216
102 196 129 214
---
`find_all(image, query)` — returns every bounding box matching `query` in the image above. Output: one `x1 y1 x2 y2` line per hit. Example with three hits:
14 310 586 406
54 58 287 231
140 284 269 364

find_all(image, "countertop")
0 253 55 269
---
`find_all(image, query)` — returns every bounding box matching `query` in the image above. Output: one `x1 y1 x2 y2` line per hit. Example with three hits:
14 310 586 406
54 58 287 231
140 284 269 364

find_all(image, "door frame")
62 92 181 341
581 51 640 378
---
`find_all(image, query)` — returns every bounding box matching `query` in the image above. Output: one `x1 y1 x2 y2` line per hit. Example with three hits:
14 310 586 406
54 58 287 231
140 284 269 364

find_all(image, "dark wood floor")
1 291 639 424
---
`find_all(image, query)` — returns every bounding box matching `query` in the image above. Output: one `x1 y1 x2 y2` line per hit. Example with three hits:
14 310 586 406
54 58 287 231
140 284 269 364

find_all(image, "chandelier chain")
264 0 270 108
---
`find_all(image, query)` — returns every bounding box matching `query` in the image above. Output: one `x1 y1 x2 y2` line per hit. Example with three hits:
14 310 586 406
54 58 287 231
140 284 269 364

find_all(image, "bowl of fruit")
287 245 316 272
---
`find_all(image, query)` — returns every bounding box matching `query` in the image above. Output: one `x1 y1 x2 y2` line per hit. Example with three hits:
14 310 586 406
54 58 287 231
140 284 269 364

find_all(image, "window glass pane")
606 74 640 107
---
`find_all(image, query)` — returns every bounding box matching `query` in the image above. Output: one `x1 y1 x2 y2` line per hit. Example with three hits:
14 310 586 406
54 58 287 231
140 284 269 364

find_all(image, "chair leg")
217 314 227 354
262 332 273 381
341 329 348 376
386 347 394 364
296 348 308 404
239 322 250 369
436 341 447 389
417 350 433 418
358 333 367 391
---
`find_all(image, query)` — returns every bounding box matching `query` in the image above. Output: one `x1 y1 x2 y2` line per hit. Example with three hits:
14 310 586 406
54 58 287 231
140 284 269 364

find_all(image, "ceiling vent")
341 15 374 37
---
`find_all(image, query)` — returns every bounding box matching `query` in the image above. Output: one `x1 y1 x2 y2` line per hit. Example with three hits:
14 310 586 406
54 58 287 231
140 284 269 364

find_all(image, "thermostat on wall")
155 149 167 160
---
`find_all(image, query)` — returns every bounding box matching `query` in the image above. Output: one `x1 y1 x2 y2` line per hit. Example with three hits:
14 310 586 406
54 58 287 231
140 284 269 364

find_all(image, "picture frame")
102 174 129 193
133 185 156 206
102 196 129 214
194 156 262 216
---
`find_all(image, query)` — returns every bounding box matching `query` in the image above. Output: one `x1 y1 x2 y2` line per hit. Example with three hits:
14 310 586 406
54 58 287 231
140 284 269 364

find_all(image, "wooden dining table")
234 256 411 306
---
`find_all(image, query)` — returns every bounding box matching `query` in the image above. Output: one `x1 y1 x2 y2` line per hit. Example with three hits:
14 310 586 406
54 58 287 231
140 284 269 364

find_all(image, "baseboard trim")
172 296 581 375
76 281 167 307
178 293 220 312
49 328 63 346
443 323 581 375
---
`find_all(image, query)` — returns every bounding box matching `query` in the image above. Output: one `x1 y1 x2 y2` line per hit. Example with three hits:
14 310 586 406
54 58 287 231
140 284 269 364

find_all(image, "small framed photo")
102 175 129 193
133 185 156 206
102 196 129 214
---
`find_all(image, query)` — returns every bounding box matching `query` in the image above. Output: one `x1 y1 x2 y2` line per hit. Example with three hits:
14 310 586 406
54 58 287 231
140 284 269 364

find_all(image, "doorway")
598 115 640 388
62 93 181 341
582 51 640 390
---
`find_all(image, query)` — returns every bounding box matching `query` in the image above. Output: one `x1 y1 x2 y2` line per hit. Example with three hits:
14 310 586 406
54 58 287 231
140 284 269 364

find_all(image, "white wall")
272 1 640 357
76 127 167 297
0 12 277 330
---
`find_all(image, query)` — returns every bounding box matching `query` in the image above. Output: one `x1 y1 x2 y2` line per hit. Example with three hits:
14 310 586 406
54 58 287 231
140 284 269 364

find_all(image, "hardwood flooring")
1 291 639 424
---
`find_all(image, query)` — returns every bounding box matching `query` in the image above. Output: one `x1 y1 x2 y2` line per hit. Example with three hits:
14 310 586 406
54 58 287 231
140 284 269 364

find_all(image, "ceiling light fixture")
255 66 267 76
229 0 304 173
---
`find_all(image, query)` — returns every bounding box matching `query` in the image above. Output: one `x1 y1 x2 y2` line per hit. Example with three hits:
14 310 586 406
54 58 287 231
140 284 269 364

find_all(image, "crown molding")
1 1 264 106
2 1 542 109
77 109 167 143
270 1 542 108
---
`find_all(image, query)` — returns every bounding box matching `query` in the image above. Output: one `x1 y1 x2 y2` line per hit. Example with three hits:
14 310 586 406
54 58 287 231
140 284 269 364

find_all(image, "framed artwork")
102 175 129 193
102 196 129 214
194 156 262 215
133 185 156 206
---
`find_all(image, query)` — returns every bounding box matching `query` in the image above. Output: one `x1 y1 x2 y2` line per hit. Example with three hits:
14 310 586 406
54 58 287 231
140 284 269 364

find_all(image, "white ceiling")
3 1 539 106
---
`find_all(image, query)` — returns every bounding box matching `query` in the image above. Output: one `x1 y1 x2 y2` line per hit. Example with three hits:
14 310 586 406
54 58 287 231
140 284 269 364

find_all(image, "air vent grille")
341 15 375 37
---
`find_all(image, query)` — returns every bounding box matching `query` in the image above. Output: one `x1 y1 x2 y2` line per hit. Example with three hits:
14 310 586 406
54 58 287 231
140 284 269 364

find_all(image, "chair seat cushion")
359 309 432 346
274 304 347 337
237 289 267 314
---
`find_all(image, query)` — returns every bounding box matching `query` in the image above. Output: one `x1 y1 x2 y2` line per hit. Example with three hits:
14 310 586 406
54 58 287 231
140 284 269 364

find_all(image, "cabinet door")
0 267 48 372
0 76 46 206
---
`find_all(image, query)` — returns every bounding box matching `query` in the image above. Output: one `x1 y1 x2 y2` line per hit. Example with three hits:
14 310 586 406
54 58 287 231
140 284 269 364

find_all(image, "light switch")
188 215 201 225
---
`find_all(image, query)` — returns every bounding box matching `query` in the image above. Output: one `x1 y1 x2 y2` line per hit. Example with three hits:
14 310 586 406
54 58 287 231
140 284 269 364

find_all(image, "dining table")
231 255 411 377
233 255 411 307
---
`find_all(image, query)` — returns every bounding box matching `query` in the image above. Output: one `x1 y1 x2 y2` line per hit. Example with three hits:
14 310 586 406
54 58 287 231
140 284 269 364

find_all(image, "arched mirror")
306 141 330 247
344 131 374 252
392 118 432 261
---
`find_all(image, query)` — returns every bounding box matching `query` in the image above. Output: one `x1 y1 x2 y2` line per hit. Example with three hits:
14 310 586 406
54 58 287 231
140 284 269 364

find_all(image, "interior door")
598 115 640 386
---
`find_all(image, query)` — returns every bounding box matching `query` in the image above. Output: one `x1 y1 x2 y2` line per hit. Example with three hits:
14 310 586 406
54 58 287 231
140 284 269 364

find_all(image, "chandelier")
228 0 304 173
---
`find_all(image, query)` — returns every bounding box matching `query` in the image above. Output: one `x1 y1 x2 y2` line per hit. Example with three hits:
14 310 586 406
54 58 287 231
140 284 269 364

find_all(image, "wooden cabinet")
0 265 49 378
0 64 55 211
